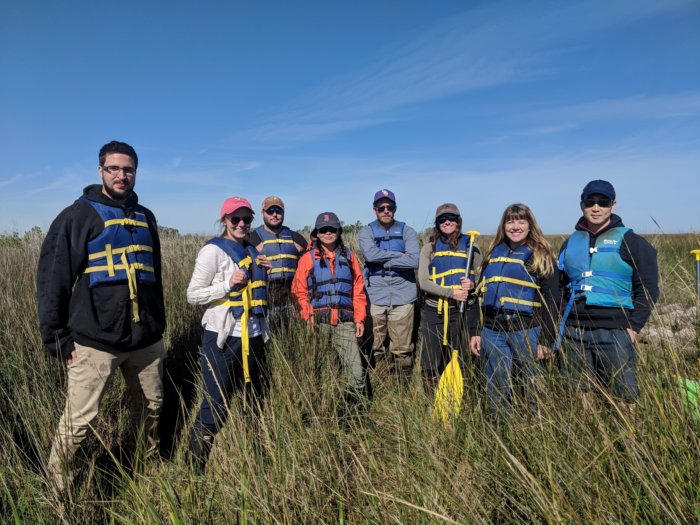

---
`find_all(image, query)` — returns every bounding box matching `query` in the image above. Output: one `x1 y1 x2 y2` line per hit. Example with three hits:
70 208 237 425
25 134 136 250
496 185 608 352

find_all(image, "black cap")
581 180 616 201
313 211 341 232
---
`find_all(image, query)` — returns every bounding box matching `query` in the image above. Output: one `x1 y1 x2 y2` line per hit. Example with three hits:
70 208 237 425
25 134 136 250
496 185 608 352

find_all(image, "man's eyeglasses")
228 215 254 225
437 214 459 224
375 205 396 213
101 165 136 176
317 227 338 234
582 197 613 208
265 206 284 216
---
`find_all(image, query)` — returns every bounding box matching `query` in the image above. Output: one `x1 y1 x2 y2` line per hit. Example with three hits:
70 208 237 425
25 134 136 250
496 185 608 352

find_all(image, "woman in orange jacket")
291 212 370 409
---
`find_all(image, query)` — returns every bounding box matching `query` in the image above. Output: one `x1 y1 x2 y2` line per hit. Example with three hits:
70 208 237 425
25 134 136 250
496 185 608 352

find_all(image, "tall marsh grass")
0 231 698 524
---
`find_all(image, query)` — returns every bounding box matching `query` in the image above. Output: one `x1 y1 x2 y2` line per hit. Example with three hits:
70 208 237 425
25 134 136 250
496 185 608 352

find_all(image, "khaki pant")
47 340 164 491
370 303 414 371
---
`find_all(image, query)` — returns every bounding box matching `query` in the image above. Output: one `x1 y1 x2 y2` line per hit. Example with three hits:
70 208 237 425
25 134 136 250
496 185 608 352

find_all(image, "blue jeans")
194 330 268 436
482 326 541 417
560 326 638 402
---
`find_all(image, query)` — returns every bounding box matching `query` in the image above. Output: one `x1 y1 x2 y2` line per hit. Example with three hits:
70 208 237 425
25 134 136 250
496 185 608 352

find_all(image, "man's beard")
104 183 132 202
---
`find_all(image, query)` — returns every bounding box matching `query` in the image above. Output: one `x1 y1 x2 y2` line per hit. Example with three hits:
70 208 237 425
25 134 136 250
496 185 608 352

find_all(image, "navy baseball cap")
373 189 396 205
581 180 616 201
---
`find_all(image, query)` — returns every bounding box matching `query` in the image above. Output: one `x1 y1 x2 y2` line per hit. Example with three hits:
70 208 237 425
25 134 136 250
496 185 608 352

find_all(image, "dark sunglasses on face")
375 205 396 213
317 226 338 234
265 206 284 215
102 165 136 176
582 197 613 208
437 214 459 224
229 215 254 225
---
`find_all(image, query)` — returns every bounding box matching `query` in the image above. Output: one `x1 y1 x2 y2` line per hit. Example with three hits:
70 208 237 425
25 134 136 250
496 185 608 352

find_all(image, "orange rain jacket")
291 246 367 325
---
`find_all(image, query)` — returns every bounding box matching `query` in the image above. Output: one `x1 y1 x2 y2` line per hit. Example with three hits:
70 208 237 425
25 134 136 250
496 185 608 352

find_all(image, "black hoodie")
559 214 659 333
37 185 166 359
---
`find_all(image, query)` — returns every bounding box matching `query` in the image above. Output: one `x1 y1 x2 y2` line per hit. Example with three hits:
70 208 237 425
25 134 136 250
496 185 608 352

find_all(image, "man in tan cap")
250 196 308 328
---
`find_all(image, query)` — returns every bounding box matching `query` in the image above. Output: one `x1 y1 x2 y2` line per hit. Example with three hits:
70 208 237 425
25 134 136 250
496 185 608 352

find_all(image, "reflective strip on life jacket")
103 217 149 229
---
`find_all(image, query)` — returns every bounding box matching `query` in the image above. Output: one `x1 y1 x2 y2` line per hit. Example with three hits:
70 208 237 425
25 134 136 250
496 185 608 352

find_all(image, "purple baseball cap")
373 189 396 205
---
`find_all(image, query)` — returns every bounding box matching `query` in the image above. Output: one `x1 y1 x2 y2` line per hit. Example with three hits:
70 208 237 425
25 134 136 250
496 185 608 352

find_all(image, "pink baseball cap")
220 196 254 218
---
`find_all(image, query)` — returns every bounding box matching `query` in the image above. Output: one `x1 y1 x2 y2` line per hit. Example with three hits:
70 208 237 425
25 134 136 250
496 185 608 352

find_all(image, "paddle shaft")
693 250 700 347
460 231 479 314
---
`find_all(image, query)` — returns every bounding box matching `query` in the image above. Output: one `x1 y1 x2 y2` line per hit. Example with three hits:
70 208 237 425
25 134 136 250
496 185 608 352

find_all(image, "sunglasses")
317 226 338 234
265 206 284 215
582 197 613 208
437 214 459 224
228 215 254 225
375 205 396 213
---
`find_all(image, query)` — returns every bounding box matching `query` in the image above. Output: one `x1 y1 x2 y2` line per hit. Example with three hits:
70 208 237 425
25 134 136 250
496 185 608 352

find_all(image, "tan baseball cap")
262 195 285 211
435 202 460 218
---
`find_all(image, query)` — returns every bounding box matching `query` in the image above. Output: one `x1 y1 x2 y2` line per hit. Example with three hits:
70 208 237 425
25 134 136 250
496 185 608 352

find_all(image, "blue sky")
1 0 698 235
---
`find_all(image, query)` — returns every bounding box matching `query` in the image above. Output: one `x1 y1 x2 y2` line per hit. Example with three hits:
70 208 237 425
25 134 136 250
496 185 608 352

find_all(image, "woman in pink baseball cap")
185 196 271 471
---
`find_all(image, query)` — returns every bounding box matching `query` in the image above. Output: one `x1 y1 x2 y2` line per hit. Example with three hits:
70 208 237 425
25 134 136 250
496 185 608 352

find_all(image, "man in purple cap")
557 179 659 423
359 189 420 380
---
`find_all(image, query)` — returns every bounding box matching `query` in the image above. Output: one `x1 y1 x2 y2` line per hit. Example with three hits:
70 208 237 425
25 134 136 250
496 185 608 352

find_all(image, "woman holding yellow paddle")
418 203 481 397
470 203 559 420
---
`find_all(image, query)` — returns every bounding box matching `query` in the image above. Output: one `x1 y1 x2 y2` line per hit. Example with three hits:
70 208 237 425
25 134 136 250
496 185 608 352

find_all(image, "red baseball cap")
220 196 254 218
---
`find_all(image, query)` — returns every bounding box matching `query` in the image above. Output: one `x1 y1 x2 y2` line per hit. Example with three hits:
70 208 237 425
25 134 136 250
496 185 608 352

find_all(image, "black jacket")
559 214 659 333
37 185 166 359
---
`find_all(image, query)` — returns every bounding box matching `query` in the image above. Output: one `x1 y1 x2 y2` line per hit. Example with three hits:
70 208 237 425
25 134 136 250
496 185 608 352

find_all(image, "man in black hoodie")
37 141 166 492
557 180 658 421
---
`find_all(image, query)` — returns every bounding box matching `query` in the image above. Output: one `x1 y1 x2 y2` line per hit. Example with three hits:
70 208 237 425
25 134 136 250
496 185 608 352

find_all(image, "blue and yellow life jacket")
481 243 541 314
208 237 268 384
560 227 633 309
81 198 155 323
365 220 414 282
307 248 355 323
255 225 299 281
428 234 475 345
428 235 474 290
208 237 267 318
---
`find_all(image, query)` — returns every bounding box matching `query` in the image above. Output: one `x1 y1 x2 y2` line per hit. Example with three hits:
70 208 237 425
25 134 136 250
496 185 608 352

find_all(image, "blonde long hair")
484 203 555 278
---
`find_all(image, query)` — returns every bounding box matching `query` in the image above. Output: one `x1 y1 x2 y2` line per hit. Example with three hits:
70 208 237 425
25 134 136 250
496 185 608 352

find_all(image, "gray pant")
318 322 369 396
47 340 165 491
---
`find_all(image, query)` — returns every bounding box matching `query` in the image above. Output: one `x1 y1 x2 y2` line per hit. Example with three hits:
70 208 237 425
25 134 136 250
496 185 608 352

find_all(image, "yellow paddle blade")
434 349 464 423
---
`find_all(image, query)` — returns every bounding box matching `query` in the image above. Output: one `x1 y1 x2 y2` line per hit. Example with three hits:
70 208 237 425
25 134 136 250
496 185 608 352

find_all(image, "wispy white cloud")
0 174 24 189
533 92 700 122
235 0 693 143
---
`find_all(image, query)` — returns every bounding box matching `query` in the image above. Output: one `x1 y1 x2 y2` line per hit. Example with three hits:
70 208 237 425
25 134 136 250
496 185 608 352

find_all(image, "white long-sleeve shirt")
187 242 268 349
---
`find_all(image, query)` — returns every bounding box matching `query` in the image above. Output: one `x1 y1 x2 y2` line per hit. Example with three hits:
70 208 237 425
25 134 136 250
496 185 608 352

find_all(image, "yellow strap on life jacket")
433 250 468 258
88 244 153 261
83 263 155 274
239 285 252 383
266 253 299 261
210 298 268 308
489 256 526 266
261 239 294 245
481 276 541 289
122 252 140 323
103 218 149 229
430 267 451 347
210 278 266 382
500 297 542 308
237 256 253 270
105 244 115 277
431 268 467 280
269 267 297 275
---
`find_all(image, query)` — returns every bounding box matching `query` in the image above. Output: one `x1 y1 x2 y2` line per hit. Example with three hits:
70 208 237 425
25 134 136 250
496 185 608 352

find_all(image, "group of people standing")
37 141 659 489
